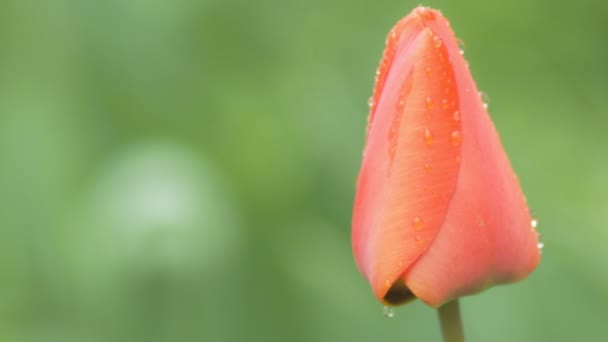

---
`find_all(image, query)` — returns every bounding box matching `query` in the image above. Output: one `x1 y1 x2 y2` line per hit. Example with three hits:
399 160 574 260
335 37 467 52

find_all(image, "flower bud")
352 6 540 308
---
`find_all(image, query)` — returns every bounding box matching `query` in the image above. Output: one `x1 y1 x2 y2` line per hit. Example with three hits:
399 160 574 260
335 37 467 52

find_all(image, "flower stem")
437 299 465 342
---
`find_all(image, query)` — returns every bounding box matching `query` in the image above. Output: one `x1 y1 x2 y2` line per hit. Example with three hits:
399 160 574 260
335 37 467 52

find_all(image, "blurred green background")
0 0 606 341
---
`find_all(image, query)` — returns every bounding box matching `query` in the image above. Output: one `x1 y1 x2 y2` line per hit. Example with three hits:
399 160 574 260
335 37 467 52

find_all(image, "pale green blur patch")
74 142 240 273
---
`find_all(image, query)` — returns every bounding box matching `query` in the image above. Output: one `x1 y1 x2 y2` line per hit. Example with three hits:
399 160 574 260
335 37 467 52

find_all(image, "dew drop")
537 241 544 252
457 38 465 52
441 98 449 109
425 66 432 75
424 128 434 145
479 92 490 110
383 306 395 318
432 35 442 48
424 162 432 174
425 96 434 110
368 97 374 108
415 235 423 244
417 7 435 21
531 218 538 229
453 110 460 121
533 217 543 253
385 279 391 288
450 130 462 146
413 216 424 230
459 49 464 55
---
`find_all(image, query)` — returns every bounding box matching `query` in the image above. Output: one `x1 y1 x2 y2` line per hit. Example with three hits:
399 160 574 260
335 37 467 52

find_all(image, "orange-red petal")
352 6 540 308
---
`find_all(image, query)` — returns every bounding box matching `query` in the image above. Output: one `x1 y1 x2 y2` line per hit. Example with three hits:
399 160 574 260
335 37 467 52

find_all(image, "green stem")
437 299 465 342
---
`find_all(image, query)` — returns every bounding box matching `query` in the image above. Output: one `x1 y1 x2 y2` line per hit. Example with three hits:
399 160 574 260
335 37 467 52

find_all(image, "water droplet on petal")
531 218 538 229
537 241 544 252
441 98 449 109
425 96 434 110
368 97 374 108
450 130 462 146
417 7 436 21
424 162 432 174
457 38 465 52
479 92 490 110
424 128 434 145
453 110 460 121
535 219 544 253
413 216 424 230
433 35 443 48
383 306 395 318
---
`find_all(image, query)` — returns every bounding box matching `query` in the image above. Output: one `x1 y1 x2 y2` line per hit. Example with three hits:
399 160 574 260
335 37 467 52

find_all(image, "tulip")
352 5 541 312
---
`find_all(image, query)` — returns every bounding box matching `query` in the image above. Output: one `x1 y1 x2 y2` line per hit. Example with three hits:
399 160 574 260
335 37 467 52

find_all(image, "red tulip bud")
352 6 540 308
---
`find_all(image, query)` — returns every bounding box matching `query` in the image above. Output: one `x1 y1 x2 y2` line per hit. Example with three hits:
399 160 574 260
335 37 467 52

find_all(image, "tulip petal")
352 11 462 304
352 6 540 308
403 8 540 307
